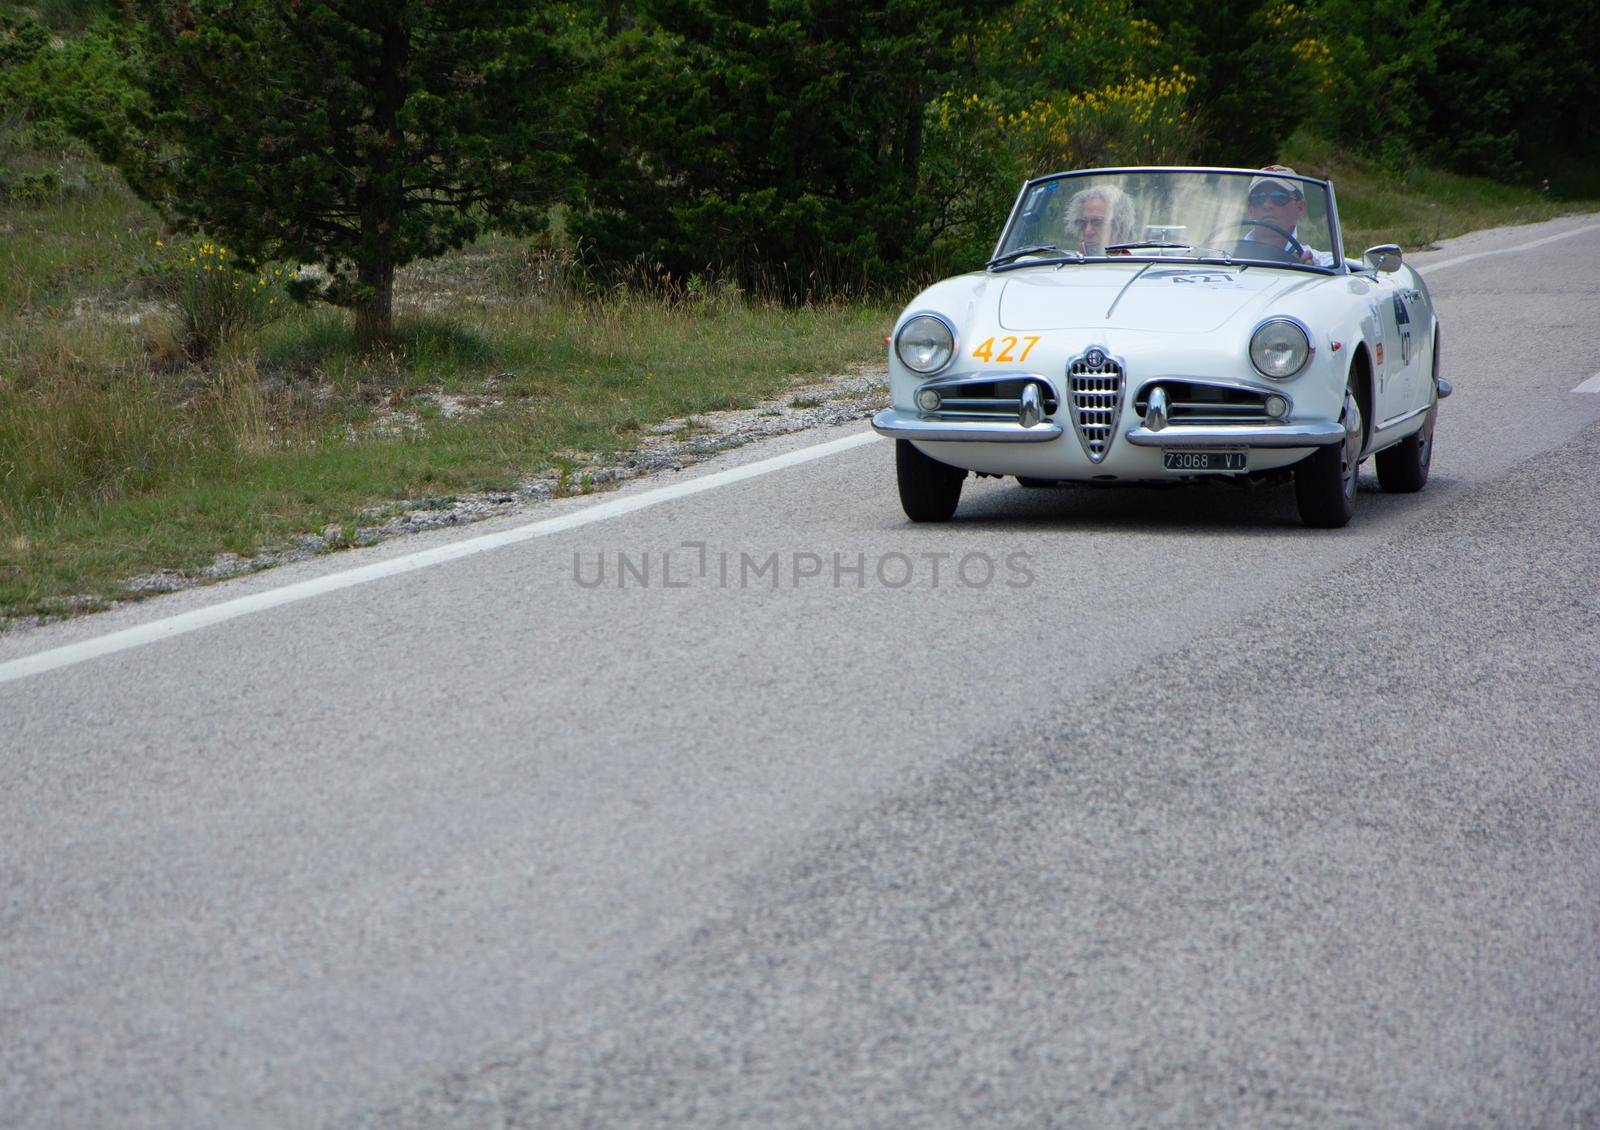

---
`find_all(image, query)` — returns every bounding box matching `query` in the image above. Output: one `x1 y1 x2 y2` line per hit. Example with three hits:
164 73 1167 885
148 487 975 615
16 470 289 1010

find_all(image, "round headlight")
895 314 955 375
1250 318 1312 380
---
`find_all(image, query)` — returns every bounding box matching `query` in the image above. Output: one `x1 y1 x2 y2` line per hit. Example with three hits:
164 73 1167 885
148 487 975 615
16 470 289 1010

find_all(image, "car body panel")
997 267 1318 334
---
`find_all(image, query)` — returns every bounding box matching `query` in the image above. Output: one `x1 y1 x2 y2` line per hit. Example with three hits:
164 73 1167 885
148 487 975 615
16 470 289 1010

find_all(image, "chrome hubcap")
1341 389 1362 499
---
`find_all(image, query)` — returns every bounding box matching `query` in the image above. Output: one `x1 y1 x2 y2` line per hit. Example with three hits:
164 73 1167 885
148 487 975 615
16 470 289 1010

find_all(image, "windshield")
994 168 1340 271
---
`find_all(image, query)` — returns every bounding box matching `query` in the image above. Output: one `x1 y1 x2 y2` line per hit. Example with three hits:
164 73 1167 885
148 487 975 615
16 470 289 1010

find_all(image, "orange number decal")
995 336 1018 362
1019 335 1041 362
972 337 995 362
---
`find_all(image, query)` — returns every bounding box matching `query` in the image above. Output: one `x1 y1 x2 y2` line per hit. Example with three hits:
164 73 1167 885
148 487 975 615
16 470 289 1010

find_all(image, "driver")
1241 166 1333 266
1064 185 1135 255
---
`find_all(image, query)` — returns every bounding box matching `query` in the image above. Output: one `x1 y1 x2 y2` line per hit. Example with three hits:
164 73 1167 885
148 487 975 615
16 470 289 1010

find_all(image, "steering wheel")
1205 219 1305 261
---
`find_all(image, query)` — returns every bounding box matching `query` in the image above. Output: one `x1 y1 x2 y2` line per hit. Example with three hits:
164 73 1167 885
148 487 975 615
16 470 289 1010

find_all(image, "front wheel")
896 439 965 522
1294 382 1362 528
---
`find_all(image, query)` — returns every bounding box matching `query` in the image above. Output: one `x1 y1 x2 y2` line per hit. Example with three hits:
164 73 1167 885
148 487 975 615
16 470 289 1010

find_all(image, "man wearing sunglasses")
1241 165 1334 266
1064 185 1135 255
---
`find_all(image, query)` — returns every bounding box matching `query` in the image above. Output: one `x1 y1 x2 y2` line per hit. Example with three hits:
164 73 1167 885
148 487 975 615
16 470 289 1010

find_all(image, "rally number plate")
1162 449 1247 473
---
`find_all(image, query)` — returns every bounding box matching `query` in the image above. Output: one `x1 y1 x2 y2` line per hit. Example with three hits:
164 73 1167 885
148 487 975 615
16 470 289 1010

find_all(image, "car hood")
997 263 1322 334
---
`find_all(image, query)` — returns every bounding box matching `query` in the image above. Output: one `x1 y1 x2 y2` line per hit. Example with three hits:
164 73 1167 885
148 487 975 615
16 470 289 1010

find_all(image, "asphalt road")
4 215 1599 1128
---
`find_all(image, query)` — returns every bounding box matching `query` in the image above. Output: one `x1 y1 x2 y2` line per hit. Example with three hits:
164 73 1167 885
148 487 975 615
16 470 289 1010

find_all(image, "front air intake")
1067 347 1124 462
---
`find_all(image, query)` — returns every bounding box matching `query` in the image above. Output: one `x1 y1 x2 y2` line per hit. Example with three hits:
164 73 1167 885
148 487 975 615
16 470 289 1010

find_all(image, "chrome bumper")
1125 421 1346 448
871 407 1064 443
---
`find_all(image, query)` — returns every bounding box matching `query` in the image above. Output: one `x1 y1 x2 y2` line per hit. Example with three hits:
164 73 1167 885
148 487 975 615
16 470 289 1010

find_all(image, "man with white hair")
1063 184 1135 255
1239 165 1333 266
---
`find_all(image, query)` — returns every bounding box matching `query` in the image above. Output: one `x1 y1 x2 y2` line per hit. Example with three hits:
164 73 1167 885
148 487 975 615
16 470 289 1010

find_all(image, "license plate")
1162 449 1247 472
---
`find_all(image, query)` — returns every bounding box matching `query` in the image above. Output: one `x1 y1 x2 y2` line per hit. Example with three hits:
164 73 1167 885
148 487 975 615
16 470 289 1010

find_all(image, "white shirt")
1289 227 1335 267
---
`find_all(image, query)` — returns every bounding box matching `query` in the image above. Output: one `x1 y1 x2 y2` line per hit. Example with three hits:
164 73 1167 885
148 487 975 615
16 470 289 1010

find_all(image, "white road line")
1573 373 1600 394
0 430 885 686
1420 222 1600 273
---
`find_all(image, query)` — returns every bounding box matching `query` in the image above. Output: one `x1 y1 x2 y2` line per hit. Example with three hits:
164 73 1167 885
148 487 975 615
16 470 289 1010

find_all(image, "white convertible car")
872 166 1449 527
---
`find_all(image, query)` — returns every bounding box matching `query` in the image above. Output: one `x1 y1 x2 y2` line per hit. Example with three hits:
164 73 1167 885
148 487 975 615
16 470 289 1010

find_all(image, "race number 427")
971 336 1040 363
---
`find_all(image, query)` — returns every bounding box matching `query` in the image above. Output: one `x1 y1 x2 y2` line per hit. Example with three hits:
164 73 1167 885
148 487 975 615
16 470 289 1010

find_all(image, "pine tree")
127 0 583 346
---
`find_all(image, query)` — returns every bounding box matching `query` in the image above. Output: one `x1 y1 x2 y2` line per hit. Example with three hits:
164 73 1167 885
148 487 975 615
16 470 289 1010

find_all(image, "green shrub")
0 169 61 204
0 13 50 68
0 19 147 172
142 236 294 362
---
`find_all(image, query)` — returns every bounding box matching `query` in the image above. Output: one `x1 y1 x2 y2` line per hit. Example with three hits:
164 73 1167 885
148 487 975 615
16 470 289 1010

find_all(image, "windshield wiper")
986 244 1080 269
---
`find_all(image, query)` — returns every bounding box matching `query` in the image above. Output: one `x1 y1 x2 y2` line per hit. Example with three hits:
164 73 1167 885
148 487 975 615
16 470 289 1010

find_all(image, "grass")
1281 132 1584 253
0 155 157 317
3 133 1597 624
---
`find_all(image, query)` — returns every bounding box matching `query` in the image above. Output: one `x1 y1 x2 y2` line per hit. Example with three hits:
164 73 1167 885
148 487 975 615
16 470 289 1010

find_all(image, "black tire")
896 439 965 522
1375 341 1438 493
1374 409 1434 493
1294 377 1362 528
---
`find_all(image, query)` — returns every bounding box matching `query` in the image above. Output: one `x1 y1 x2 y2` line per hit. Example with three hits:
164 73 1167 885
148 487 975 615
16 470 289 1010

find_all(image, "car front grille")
923 377 1060 420
1068 349 1125 462
1133 381 1277 424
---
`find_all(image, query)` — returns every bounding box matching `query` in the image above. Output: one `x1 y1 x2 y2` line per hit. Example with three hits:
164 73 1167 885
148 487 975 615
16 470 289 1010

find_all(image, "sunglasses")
1072 217 1106 229
1249 188 1303 206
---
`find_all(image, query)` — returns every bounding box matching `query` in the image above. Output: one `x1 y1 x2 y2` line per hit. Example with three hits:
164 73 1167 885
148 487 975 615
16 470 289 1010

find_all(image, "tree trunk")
353 251 395 351
353 15 408 352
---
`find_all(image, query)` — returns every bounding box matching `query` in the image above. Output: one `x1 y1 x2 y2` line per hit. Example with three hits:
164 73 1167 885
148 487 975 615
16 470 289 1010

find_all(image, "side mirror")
1363 244 1403 273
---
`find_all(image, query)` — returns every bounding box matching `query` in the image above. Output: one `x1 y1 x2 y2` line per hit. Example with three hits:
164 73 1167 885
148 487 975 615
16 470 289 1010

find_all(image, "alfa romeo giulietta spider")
872 166 1449 527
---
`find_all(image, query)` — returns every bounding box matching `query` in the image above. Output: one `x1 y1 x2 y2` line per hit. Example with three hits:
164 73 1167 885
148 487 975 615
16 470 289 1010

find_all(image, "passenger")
1241 165 1334 266
1064 185 1135 255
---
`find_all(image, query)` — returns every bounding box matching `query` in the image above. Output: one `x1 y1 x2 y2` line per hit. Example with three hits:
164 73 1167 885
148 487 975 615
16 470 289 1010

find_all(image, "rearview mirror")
1363 244 1403 273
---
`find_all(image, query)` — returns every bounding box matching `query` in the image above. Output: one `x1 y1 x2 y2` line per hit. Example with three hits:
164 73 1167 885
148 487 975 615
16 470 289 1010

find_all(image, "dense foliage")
572 0 992 298
3 0 1596 311
1143 0 1600 179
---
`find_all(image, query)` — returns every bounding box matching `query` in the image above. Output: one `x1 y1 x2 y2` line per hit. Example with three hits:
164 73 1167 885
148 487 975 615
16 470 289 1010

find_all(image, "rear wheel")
1294 377 1362 528
896 439 965 522
1374 406 1434 493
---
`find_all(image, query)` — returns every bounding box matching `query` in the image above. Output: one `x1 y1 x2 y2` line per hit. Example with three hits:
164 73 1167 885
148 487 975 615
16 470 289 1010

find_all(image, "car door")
1396 276 1433 409
1369 272 1418 425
